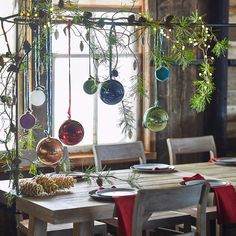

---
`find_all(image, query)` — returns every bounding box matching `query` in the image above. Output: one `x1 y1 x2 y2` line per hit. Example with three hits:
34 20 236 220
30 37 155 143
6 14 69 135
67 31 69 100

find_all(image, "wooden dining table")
0 161 236 236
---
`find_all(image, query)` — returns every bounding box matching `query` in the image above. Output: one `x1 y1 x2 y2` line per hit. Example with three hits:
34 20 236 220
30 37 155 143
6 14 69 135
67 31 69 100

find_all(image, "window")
52 10 140 152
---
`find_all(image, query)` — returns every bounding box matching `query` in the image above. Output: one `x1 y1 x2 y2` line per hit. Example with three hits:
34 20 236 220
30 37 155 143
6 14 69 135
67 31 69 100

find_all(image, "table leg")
73 221 94 236
27 215 47 236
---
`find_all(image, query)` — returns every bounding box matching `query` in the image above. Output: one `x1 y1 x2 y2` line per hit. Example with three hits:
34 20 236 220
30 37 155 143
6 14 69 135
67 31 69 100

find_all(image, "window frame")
37 1 157 162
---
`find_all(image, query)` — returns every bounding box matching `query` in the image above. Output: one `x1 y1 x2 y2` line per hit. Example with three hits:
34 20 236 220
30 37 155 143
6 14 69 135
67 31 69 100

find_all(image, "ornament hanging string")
26 50 30 111
35 26 40 88
109 24 115 80
24 16 30 112
154 28 159 106
66 20 72 119
88 27 91 77
46 26 52 135
159 27 164 58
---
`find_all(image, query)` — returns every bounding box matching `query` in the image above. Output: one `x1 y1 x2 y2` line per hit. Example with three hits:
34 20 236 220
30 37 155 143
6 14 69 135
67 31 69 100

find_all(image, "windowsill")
0 152 157 173
69 152 157 169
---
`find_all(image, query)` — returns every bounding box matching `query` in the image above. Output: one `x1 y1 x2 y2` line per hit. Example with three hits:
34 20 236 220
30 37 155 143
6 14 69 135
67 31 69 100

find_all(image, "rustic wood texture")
155 0 206 163
132 183 210 236
1 163 236 235
167 136 217 165
93 141 146 171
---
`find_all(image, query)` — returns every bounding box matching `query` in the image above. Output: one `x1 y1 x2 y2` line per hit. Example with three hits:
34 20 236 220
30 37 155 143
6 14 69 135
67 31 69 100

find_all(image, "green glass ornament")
83 78 98 94
143 105 169 132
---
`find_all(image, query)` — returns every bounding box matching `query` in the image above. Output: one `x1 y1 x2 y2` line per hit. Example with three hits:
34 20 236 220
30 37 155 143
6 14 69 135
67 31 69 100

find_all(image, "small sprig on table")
82 166 141 189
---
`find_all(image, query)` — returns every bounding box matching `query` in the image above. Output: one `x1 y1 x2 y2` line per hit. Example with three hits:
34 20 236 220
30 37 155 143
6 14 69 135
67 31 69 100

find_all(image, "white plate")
131 163 176 173
184 179 228 187
96 188 137 200
215 157 236 166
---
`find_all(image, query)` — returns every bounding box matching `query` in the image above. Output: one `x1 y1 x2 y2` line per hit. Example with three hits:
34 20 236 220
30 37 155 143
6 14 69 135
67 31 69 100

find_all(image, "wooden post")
206 0 229 156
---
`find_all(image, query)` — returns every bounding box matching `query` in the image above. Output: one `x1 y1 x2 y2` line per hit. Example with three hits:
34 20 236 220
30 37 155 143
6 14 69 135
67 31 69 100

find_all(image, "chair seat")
101 211 194 233
182 206 216 219
145 211 194 229
18 219 107 236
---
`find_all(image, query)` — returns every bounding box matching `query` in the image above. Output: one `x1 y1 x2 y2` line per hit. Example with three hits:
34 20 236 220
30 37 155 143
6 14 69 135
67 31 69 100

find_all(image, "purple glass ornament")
58 119 84 145
19 112 36 129
100 80 124 105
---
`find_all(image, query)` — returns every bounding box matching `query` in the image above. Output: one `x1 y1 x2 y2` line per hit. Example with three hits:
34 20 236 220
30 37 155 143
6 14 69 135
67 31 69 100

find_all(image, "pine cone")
35 175 58 194
51 175 75 189
20 180 44 197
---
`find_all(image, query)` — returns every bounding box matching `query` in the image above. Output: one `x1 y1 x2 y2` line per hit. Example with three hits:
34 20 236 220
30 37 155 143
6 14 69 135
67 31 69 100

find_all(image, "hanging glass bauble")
143 106 169 132
155 66 170 81
83 78 98 94
100 80 124 105
58 119 84 145
30 88 46 106
19 112 36 129
36 136 63 166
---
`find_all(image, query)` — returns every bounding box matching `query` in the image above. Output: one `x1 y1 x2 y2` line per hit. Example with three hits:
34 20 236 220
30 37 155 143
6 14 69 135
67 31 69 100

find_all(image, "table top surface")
1 161 236 224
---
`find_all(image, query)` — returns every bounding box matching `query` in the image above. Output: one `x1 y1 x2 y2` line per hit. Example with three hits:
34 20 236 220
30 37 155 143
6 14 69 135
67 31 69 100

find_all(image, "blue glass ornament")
143 106 168 132
100 80 124 105
155 66 170 81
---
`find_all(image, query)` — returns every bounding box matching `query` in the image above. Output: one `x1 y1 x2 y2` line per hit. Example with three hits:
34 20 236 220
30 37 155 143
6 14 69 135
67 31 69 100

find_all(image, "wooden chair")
93 141 146 171
166 135 218 236
93 141 196 235
132 183 210 236
167 135 217 165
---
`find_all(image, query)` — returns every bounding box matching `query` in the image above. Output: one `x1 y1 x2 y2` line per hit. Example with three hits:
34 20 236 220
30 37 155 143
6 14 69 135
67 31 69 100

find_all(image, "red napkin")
182 173 205 182
113 195 136 236
212 185 236 225
182 174 236 225
208 156 218 163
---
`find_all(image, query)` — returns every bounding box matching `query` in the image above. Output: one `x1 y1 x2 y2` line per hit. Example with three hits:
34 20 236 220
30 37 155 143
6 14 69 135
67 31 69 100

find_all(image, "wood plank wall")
155 0 205 163
155 0 236 162
228 0 236 143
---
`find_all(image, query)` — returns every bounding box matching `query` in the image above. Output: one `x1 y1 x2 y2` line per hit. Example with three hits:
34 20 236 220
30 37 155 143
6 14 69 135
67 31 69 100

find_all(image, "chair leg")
182 223 191 233
216 224 222 236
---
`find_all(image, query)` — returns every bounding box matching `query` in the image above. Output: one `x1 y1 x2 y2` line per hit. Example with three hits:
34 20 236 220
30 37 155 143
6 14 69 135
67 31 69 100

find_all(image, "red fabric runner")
212 185 236 224
113 195 136 236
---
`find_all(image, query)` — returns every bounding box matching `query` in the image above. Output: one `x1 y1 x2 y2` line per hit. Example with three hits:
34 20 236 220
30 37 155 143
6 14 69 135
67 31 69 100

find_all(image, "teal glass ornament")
100 80 124 105
155 66 170 81
83 78 98 94
143 106 169 132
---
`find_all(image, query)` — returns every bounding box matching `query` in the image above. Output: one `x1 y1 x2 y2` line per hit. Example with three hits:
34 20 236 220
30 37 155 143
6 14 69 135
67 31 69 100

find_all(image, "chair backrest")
132 183 210 236
167 135 217 165
93 141 146 171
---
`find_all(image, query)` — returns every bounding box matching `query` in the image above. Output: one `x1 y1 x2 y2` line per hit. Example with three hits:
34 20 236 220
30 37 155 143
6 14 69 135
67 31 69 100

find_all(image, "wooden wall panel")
155 0 206 163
